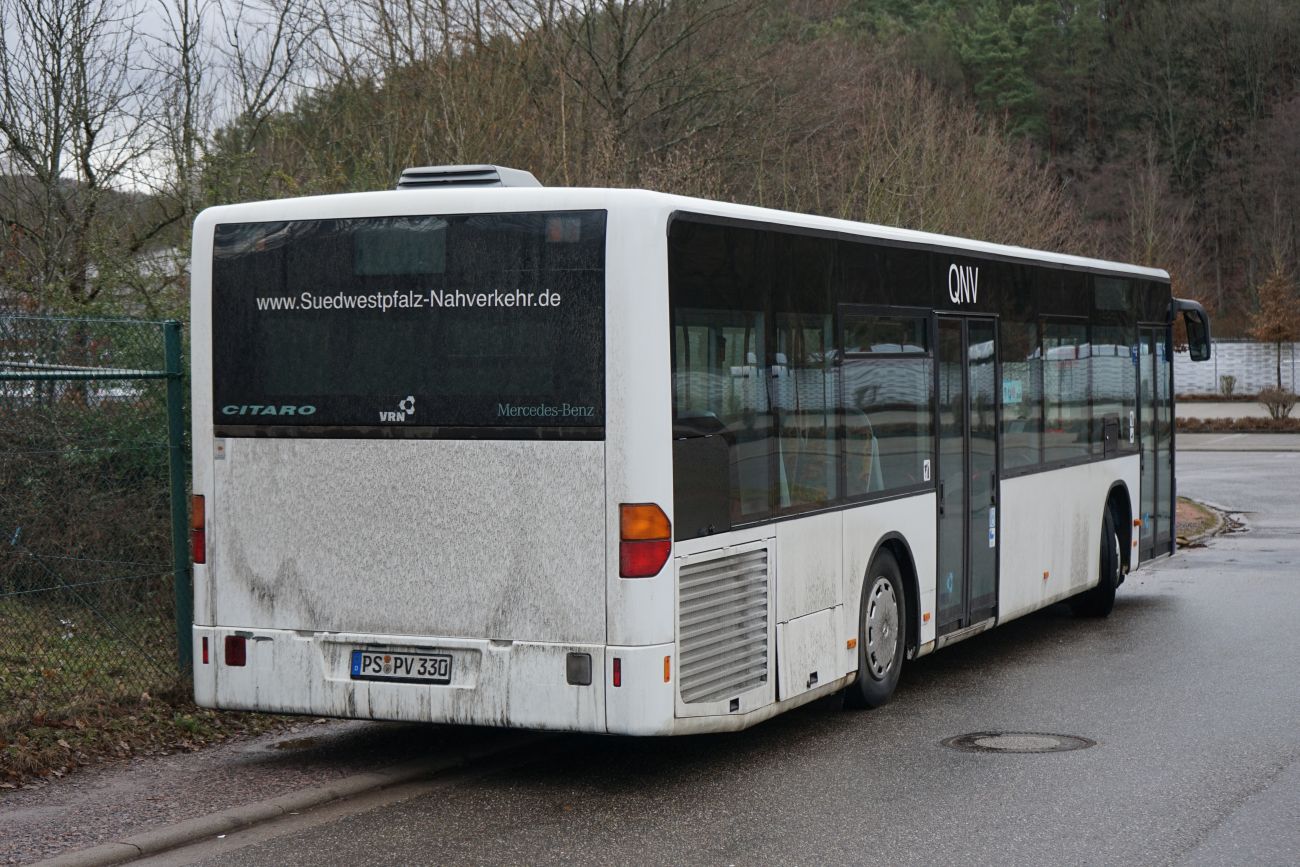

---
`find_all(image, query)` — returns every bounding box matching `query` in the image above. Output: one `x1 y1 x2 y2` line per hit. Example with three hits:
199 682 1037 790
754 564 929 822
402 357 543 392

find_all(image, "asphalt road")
163 451 1300 867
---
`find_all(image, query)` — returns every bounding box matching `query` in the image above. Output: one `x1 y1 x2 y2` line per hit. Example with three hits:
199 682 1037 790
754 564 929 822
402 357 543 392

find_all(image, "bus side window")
672 313 772 528
1000 319 1043 470
1043 321 1091 462
673 411 731 539
773 313 838 510
840 313 932 498
844 408 884 493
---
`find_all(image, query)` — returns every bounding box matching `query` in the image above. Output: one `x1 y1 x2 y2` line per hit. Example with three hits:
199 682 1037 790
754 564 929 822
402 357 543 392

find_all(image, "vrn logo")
948 264 980 304
379 395 416 423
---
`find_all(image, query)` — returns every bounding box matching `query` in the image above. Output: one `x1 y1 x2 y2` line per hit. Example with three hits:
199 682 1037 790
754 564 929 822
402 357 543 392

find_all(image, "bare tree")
206 0 315 198
304 0 374 85
527 0 755 185
152 0 217 223
1120 135 1208 313
742 39 1086 255
0 0 167 309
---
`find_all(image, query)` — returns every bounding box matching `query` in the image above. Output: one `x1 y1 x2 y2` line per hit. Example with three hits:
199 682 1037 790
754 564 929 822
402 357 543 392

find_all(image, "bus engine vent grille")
678 548 769 704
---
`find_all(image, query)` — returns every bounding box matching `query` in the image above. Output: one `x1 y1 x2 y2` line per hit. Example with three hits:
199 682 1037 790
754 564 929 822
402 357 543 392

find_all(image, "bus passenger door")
1139 325 1174 558
936 316 1000 634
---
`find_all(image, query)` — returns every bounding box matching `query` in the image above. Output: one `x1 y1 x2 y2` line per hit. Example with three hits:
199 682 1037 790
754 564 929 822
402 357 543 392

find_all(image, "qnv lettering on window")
948 264 980 304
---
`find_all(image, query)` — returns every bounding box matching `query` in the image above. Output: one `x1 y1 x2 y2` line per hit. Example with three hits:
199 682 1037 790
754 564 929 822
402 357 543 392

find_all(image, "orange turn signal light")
620 503 671 541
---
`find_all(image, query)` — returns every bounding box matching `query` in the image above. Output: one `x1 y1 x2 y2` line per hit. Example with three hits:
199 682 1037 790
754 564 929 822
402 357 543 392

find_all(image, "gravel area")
0 718 506 864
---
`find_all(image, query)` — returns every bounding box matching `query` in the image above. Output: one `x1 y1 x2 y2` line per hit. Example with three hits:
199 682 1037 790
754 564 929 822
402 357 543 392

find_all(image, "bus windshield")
211 210 606 436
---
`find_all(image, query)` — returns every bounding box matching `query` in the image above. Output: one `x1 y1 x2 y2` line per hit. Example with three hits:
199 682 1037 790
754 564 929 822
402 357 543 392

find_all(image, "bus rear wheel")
844 550 906 709
1070 509 1121 618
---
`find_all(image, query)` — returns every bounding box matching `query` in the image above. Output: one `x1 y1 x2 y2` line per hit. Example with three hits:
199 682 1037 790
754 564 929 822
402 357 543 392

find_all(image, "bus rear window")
211 211 606 437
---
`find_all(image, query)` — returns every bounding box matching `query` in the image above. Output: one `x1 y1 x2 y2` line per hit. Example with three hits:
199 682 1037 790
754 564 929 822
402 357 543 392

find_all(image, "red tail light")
612 657 622 687
191 494 206 565
201 636 209 665
224 635 246 667
620 540 672 577
618 503 670 578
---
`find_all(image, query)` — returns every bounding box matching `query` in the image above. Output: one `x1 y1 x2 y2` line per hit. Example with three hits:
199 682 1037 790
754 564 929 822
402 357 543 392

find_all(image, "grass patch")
1176 497 1219 542
1 690 293 789
0 598 291 788
0 597 176 732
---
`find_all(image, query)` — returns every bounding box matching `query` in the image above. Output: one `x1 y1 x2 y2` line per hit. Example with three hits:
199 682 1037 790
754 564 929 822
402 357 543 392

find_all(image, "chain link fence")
0 314 188 738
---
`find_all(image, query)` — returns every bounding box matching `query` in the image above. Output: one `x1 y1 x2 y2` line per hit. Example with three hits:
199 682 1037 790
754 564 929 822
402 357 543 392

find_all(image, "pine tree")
949 0 1056 139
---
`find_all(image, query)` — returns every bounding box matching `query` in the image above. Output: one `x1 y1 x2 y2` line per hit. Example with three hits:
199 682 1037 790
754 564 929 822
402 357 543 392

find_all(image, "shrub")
1259 387 1298 420
1219 374 1236 396
1177 415 1300 432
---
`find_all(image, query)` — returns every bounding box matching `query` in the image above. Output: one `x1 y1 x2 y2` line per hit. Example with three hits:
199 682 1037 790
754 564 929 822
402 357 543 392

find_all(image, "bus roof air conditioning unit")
396 164 542 190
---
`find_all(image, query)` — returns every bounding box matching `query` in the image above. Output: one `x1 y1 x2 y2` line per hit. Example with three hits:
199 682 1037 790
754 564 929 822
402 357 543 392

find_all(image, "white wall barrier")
1175 340 1298 395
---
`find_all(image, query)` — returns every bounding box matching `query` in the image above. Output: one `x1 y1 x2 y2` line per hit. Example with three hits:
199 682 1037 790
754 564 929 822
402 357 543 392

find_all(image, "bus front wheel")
844 550 906 709
1070 509 1121 618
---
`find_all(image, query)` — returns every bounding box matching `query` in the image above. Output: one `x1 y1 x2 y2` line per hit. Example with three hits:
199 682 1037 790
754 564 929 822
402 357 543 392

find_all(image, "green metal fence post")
164 320 193 673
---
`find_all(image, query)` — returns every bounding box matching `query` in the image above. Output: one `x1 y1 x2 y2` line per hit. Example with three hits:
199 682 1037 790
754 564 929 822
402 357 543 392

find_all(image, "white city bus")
190 165 1211 734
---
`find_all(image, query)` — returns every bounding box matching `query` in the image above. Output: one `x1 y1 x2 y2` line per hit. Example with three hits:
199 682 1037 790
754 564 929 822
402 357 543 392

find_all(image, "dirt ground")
2 689 292 791
1176 496 1219 541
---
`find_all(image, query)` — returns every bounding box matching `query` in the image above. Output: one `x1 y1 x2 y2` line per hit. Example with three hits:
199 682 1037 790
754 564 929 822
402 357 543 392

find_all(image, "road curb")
33 736 539 867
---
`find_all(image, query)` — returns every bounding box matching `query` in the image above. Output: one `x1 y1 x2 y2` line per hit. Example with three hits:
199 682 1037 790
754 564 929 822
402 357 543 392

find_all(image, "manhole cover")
942 731 1096 754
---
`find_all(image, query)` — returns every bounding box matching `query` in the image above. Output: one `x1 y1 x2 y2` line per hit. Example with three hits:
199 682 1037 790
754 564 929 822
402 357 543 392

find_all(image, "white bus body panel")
777 606 843 701
842 493 939 654
192 627 604 730
207 437 605 642
775 511 842 622
192 218 216 629
998 455 1139 623
603 203 675 648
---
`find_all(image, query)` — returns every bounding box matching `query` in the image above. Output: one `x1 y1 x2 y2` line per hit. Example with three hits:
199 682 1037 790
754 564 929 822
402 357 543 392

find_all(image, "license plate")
350 650 452 684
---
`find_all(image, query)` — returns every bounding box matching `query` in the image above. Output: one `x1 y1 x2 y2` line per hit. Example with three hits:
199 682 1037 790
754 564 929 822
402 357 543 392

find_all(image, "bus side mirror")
1174 298 1212 362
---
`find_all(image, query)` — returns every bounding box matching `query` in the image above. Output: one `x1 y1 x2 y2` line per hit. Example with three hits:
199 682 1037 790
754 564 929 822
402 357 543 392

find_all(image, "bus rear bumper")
191 626 607 732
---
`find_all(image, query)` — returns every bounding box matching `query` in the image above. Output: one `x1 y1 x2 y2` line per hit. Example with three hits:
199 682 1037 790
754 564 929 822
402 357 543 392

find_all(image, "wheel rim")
865 576 899 680
1112 530 1122 583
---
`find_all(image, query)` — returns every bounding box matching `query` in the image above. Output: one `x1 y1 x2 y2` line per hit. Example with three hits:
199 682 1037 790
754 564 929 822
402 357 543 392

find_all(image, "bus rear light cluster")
191 494 206 564
618 503 671 578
